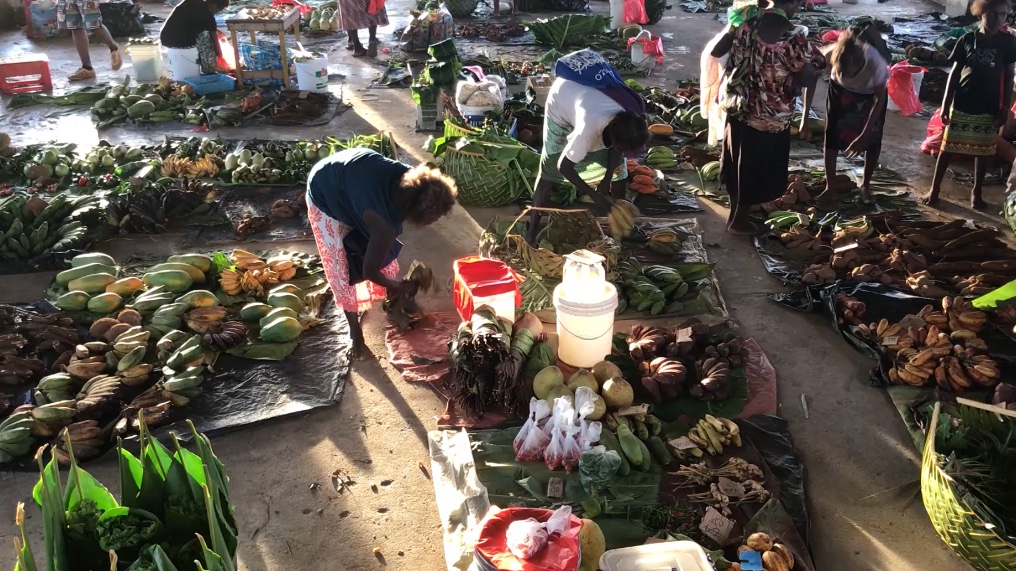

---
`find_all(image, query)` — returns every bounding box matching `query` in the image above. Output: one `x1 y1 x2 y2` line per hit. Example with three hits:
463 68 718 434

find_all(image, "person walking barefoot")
58 0 123 81
921 0 1016 210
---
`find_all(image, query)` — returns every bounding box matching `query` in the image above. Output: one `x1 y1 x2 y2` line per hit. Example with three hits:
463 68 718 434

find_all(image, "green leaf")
136 424 174 520
64 460 119 513
34 450 69 571
118 442 144 509
14 503 40 571
226 340 299 360
125 544 180 571
525 14 610 49
211 251 232 273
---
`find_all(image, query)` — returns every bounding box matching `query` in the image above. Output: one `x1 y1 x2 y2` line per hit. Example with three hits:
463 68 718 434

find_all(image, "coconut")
586 394 607 421
591 360 622 385
544 385 573 407
533 365 565 399
567 369 598 393
601 377 634 409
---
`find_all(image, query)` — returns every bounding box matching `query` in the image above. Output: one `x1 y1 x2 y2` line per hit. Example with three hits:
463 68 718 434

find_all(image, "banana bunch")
240 270 265 297
163 334 204 372
607 200 639 240
34 373 76 405
643 265 690 301
161 155 194 178
105 191 170 235
162 366 206 406
687 415 740 456
996 300 1016 325
75 375 124 416
249 267 280 286
698 160 720 182
218 268 243 295
267 256 299 280
202 321 248 351
625 276 667 315
184 306 227 334
52 420 107 463
151 302 188 330
0 194 99 259
646 146 678 170
65 358 108 382
160 153 220 179
690 356 733 401
31 400 78 438
648 228 682 255
155 330 190 363
701 335 748 368
944 295 988 333
0 411 35 463
116 386 173 435
109 327 151 371
233 248 266 270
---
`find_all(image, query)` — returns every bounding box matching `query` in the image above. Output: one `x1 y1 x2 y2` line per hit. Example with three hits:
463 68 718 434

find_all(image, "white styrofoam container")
599 540 716 571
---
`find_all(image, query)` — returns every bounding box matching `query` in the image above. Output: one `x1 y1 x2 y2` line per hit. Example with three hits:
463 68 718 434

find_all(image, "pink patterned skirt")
307 192 399 313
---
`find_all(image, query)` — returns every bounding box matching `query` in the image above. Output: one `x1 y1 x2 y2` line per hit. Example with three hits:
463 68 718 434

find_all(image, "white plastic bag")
544 397 574 471
514 398 551 455
701 30 729 146
579 419 602 451
506 519 548 559
516 399 552 462
561 416 582 472
573 386 596 421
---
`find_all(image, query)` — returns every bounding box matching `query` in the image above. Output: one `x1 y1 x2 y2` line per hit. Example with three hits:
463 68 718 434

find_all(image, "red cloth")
475 508 582 571
368 0 385 16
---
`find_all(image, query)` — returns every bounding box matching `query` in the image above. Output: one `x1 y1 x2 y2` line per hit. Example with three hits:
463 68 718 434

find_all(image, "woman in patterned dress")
711 0 825 234
338 0 388 57
921 0 1016 209
306 149 457 357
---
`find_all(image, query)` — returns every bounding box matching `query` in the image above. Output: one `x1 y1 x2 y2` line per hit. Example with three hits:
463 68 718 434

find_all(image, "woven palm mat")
188 186 311 246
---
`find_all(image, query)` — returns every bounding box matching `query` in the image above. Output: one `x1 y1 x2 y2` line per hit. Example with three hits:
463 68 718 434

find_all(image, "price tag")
618 404 650 416
717 477 745 498
699 507 734 545
899 315 927 329
833 241 860 253
668 437 700 451
546 477 564 499
881 336 899 346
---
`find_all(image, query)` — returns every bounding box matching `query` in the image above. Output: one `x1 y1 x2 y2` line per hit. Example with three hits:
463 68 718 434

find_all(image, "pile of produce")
848 296 1000 393
14 420 236 570
305 5 338 31
616 258 713 316
0 250 323 464
626 161 663 196
90 78 204 129
773 215 1016 296
245 5 290 19
735 532 797 571
625 325 747 402
673 458 769 517
525 15 610 50
0 193 101 260
458 23 527 42
644 145 678 170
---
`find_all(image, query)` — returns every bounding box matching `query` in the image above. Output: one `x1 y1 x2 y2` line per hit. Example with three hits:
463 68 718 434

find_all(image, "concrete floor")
0 0 1000 568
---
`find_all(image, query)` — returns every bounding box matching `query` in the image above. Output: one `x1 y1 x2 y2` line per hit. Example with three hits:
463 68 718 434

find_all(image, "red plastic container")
452 257 521 322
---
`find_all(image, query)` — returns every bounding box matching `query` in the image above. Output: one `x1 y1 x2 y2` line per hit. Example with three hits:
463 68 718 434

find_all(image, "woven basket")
495 207 619 280
441 134 534 207
444 0 479 16
921 401 1016 571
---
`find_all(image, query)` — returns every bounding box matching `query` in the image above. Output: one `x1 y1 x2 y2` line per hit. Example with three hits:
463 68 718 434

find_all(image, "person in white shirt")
527 77 650 241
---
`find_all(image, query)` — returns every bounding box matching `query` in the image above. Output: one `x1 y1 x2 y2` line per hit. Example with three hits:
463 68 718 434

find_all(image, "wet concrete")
0 0 991 569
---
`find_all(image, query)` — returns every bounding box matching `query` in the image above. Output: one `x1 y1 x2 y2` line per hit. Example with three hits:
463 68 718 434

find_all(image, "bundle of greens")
14 419 237 571
447 307 512 419
525 15 610 50
383 261 435 330
496 312 545 415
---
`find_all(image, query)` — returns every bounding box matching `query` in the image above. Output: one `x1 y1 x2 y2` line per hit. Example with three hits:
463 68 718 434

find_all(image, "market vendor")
159 0 231 74
526 49 650 243
306 149 458 357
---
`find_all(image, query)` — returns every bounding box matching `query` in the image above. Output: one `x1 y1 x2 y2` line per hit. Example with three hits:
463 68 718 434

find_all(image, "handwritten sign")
617 404 650 417
668 437 699 450
717 477 745 498
699 507 734 545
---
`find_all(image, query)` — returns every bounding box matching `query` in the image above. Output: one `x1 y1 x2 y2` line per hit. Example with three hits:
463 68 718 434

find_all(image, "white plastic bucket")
553 284 617 368
609 0 625 30
473 292 517 324
128 43 162 82
295 56 329 92
887 70 924 112
167 47 201 80
599 540 714 571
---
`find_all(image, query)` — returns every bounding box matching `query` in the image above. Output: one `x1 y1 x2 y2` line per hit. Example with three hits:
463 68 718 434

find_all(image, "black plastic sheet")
631 189 703 215
190 186 310 246
753 234 805 285
0 250 82 276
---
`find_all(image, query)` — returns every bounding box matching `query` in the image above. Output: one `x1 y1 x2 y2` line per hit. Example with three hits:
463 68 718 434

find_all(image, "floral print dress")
721 22 824 133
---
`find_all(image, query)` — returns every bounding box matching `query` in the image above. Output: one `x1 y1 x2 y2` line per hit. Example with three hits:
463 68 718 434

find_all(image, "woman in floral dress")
710 0 825 234
306 149 457 357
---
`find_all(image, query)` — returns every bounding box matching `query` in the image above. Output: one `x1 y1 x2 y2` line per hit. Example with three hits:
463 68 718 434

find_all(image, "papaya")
648 123 674 136
106 277 145 296
149 262 205 283
55 291 90 311
269 283 301 296
239 302 273 322
142 270 194 293
259 307 299 328
259 316 303 343
167 253 213 273
127 100 156 118
87 292 123 313
176 289 220 308
68 273 117 294
56 263 116 286
266 291 303 312
577 519 606 571
70 252 116 268
129 293 176 312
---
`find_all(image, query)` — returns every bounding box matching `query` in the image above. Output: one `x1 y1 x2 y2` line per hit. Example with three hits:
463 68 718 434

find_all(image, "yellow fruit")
648 124 674 136
578 519 605 571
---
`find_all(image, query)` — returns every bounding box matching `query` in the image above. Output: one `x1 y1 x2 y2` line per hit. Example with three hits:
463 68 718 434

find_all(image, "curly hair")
971 0 1010 16
207 0 230 12
605 111 650 153
395 165 458 226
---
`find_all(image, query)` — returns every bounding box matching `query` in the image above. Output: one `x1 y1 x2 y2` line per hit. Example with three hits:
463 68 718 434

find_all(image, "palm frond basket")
921 400 1016 571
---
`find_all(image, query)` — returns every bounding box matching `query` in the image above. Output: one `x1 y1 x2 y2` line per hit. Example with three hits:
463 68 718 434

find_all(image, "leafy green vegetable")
125 544 180 571
96 507 163 557
525 15 610 49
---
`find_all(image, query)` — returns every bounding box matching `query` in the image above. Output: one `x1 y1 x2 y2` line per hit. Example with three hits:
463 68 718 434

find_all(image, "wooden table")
226 7 301 89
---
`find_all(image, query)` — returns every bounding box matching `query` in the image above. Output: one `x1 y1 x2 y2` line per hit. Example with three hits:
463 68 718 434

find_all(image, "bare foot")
971 197 990 210
918 193 940 207
859 186 874 205
814 189 837 209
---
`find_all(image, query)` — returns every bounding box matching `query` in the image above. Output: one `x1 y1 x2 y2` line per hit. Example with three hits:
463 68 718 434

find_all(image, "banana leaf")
189 420 237 554
32 449 69 571
95 507 165 562
64 445 120 568
135 423 175 521
525 14 610 49
8 86 109 109
162 434 209 542
125 545 180 571
14 503 40 571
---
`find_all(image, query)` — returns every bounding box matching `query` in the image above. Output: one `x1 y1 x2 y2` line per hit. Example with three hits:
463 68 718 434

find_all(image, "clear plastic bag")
561 420 582 472
578 445 622 493
574 387 596 421
544 398 574 471
579 419 602 451
506 519 548 560
515 398 551 456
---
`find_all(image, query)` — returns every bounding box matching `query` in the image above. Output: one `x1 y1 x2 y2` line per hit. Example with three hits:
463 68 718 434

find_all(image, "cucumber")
635 438 653 472
599 429 631 476
645 436 672 466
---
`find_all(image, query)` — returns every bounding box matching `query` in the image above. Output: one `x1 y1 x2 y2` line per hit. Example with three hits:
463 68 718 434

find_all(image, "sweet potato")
940 228 1001 251
632 174 657 187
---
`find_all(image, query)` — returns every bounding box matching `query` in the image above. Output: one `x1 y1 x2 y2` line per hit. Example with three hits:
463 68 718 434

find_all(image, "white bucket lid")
553 283 618 316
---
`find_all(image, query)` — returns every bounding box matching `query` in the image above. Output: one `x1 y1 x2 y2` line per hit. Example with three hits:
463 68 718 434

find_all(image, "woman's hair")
829 25 891 73
395 165 458 226
207 0 229 12
605 111 650 153
971 0 1010 16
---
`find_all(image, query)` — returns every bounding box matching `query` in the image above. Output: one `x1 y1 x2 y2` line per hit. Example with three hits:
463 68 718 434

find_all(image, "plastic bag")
888 62 927 116
574 387 597 420
701 31 729 145
579 419 601 451
919 108 944 156
516 398 552 461
544 397 574 471
506 519 549 559
624 0 648 25
578 445 622 493
561 419 582 472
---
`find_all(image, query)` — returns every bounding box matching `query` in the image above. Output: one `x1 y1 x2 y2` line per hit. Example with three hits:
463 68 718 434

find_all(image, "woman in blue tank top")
306 149 458 357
